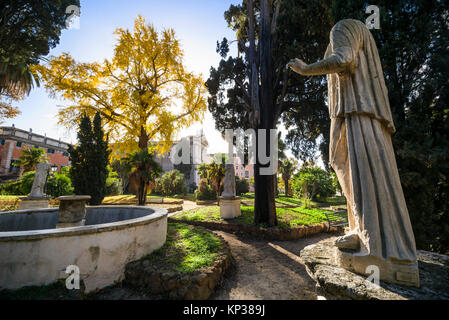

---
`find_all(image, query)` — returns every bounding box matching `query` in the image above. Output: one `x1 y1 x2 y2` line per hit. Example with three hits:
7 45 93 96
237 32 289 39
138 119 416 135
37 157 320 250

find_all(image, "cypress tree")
69 112 110 205
90 112 110 204
69 114 92 197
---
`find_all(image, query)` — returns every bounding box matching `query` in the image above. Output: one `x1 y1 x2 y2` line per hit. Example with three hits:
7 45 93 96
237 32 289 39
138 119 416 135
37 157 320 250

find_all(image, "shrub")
154 170 187 196
194 179 216 200
0 171 74 198
235 176 249 195
46 173 74 197
0 180 23 195
105 167 123 196
19 171 36 195
188 182 197 193
292 167 335 201
106 177 123 196
0 171 35 196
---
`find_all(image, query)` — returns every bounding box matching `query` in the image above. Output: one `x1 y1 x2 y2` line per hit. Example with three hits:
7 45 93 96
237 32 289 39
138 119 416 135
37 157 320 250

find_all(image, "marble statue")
221 164 236 199
219 163 241 219
29 162 51 198
288 19 419 287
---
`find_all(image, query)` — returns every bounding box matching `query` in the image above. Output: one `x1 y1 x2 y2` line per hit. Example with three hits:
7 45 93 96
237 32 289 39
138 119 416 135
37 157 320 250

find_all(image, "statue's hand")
287 58 308 75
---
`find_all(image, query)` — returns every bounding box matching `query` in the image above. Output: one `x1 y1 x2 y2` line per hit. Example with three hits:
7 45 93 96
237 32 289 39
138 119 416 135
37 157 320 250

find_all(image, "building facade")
233 155 254 179
154 130 208 187
0 126 71 178
206 153 255 179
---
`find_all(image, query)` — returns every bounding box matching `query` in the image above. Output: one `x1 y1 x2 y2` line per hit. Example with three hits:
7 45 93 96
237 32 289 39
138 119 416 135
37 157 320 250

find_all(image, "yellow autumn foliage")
32 15 207 159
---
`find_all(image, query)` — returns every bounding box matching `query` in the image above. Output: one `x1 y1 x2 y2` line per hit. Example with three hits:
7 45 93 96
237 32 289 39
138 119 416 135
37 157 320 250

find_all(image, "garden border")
168 217 341 241
123 227 232 300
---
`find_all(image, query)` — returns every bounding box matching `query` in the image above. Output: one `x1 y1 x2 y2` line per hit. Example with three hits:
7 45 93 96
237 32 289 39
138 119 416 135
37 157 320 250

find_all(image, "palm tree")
279 158 297 196
14 147 48 175
125 149 162 205
198 163 209 180
0 62 39 97
207 153 227 201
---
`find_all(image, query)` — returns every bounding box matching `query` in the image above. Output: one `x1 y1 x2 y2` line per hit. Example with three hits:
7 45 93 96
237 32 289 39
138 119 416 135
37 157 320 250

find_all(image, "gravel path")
210 231 334 300
97 199 338 300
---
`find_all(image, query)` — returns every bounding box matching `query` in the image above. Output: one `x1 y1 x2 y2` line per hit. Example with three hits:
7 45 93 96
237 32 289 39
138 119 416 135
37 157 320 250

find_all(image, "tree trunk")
138 178 146 205
254 0 277 226
136 125 149 206
284 178 289 196
273 175 279 198
138 126 149 150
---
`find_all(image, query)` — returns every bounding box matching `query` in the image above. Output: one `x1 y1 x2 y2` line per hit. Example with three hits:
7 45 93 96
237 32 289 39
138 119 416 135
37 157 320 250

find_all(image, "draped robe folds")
300 19 417 263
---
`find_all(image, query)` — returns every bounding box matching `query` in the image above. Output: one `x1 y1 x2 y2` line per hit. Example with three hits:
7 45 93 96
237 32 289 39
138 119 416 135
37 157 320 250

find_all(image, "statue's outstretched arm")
299 55 347 75
288 45 354 76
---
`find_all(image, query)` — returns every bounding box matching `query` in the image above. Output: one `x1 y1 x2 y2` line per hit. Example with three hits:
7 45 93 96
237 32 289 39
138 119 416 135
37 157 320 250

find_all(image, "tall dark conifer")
90 112 110 204
69 112 110 205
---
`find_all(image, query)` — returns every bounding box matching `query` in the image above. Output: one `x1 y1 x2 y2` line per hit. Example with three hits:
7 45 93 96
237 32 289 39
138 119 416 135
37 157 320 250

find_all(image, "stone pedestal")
300 238 449 300
335 249 420 288
18 197 49 210
56 195 91 228
219 197 241 219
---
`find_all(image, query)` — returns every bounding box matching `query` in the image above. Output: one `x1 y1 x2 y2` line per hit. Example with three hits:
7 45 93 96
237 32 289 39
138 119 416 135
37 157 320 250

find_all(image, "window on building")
47 149 55 154
9 160 19 173
16 141 22 148
235 166 239 171
245 171 249 178
63 152 69 157
0 139 5 145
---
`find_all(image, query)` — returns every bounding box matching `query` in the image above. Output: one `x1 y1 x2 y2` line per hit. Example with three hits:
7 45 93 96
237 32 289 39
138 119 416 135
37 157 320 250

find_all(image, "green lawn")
172 205 329 229
0 196 20 211
240 193 347 208
142 222 222 273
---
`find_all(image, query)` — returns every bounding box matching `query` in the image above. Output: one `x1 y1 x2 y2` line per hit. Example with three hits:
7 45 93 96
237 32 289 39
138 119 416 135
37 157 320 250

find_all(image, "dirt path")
210 231 334 300
181 200 200 212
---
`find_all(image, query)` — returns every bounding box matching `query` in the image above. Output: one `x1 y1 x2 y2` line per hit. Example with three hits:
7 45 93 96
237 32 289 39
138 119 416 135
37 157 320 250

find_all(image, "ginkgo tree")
33 15 207 158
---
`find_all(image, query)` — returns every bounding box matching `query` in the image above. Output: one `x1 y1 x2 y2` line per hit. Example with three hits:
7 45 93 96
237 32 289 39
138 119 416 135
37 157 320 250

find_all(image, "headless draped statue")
288 19 419 287
221 164 236 199
29 162 51 198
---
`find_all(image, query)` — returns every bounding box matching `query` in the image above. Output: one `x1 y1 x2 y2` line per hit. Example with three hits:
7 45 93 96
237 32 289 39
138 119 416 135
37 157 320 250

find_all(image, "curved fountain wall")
0 206 167 293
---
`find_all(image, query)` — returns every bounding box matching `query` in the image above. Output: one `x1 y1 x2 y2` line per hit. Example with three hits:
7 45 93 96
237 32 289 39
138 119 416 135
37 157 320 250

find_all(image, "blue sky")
5 0 241 153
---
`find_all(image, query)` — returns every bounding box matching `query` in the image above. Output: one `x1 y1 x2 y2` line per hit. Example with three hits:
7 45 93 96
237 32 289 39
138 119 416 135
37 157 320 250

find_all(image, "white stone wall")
0 211 167 293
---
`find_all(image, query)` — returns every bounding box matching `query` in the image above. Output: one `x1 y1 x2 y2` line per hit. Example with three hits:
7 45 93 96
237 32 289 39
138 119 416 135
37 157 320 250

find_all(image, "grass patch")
143 223 222 274
102 195 189 205
324 196 347 204
0 195 20 211
102 195 137 205
276 196 304 206
172 205 328 229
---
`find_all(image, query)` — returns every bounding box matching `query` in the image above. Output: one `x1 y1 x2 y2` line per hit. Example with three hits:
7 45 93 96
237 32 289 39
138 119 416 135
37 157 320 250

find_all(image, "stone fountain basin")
0 206 167 293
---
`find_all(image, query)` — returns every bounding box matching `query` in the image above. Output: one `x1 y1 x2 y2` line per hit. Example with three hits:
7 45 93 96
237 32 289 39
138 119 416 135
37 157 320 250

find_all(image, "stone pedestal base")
56 219 86 229
300 238 449 300
334 249 420 287
18 197 49 210
219 197 241 219
56 195 91 225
